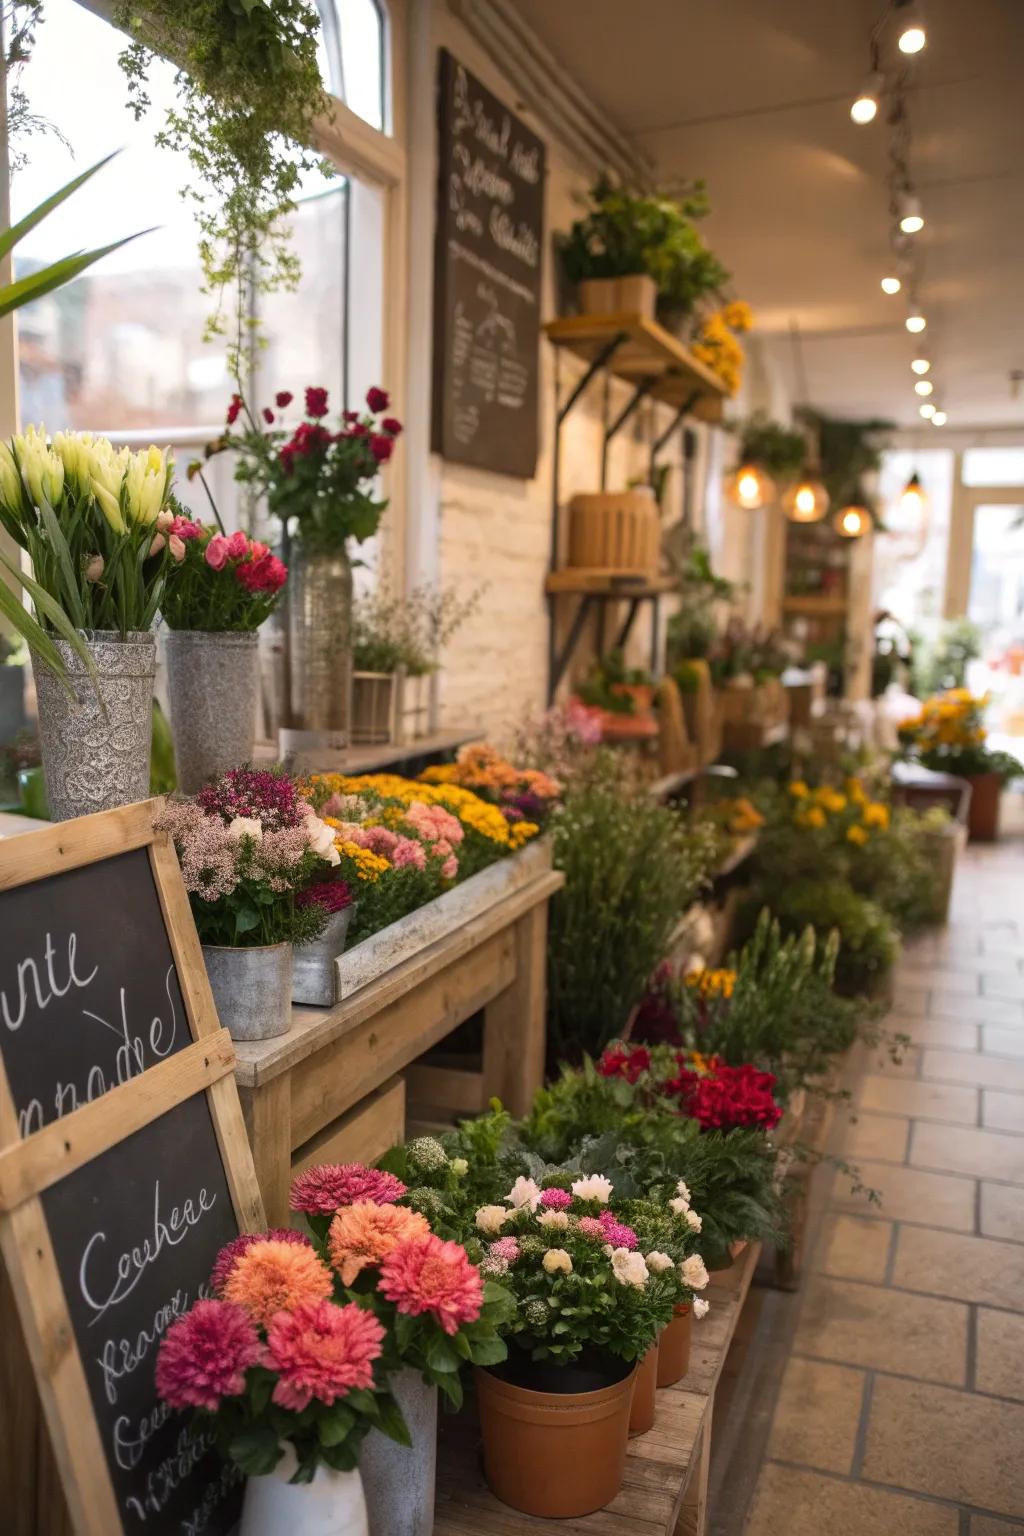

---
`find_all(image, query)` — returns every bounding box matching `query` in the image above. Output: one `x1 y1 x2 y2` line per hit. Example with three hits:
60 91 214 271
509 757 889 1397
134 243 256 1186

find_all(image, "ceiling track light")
881 275 902 294
898 191 924 234
911 358 931 374
919 402 936 418
931 410 947 425
914 379 934 396
894 0 927 54
906 312 927 333
851 70 883 124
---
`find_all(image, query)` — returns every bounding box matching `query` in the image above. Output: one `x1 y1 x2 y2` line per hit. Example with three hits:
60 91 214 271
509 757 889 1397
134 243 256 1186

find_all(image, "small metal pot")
291 906 355 1007
360 1367 437 1536
202 941 293 1040
165 628 260 792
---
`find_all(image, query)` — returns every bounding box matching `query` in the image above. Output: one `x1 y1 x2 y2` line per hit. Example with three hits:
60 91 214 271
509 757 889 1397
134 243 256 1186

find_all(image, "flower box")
333 836 552 1000
351 670 396 745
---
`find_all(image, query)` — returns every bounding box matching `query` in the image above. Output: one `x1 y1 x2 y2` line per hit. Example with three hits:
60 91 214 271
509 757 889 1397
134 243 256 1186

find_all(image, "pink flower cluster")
336 821 427 871
210 1228 311 1295
538 1187 572 1211
481 1234 521 1276
198 767 304 830
201 528 287 594
266 1300 384 1410
403 800 463 880
377 1233 483 1336
598 1211 638 1250
155 1299 265 1411
159 800 315 902
290 1162 407 1215
577 1217 605 1239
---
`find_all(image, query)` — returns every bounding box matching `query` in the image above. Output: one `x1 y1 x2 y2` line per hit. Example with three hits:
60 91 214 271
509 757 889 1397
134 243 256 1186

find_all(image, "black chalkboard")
0 842 244 1535
432 48 545 478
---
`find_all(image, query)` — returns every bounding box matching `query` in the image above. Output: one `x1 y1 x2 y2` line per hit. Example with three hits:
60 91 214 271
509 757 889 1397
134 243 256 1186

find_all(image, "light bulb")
900 472 926 517
915 379 934 396
898 193 924 234
881 276 902 295
739 471 759 500
851 72 883 124
898 16 926 54
919 402 936 418
782 478 830 524
906 313 927 333
931 410 947 425
726 463 776 510
834 505 869 538
911 358 931 374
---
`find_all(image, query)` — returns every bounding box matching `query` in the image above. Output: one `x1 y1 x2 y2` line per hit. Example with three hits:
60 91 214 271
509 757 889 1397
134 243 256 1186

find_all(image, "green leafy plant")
575 649 652 714
747 879 898 997
732 413 808 479
805 411 893 526
112 0 329 380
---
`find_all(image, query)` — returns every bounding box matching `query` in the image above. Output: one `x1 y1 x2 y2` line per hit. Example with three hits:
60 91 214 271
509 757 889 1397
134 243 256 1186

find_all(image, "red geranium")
305 386 330 418
597 1043 651 1084
667 1056 782 1133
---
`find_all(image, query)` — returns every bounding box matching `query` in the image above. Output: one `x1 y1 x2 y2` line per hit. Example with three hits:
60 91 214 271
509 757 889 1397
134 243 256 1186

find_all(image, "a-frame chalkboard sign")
0 800 265 1535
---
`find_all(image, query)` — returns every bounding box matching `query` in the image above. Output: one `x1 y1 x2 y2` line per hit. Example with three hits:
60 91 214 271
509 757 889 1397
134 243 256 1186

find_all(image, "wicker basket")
566 490 660 578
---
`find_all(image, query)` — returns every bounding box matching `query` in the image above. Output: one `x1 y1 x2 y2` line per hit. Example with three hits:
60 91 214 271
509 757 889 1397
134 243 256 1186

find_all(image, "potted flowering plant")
159 766 343 1039
898 688 1021 841
0 426 178 818
159 512 288 790
204 385 402 738
156 1227 409 1536
289 1160 513 1536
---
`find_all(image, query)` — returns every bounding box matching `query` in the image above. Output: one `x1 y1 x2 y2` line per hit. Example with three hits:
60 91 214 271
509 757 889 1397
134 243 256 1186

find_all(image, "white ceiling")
516 0 1024 431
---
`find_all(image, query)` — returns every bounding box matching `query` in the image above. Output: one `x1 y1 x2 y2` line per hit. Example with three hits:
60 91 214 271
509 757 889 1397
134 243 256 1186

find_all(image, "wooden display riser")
433 1242 761 1536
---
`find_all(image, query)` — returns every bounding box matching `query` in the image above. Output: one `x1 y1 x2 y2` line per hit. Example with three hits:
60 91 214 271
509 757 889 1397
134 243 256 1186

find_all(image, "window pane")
257 183 349 414
337 0 385 131
962 448 1024 487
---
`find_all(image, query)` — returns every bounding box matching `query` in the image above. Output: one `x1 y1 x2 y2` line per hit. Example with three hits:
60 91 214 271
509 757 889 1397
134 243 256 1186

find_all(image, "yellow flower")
797 806 827 830
845 778 868 805
816 788 847 814
336 839 390 880
788 780 810 798
863 803 890 830
846 824 869 846
509 820 540 848
722 299 753 332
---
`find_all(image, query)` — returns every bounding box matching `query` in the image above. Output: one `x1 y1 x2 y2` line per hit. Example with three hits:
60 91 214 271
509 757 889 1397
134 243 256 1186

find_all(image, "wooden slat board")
543 314 728 424
433 1243 761 1535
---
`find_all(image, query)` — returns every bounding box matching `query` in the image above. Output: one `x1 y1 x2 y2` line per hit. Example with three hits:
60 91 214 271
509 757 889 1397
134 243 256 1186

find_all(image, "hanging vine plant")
111 0 330 381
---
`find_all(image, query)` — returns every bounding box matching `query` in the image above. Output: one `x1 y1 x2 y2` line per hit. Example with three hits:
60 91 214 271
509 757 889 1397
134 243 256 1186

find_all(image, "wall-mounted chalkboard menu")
0 803 265 1536
432 47 545 479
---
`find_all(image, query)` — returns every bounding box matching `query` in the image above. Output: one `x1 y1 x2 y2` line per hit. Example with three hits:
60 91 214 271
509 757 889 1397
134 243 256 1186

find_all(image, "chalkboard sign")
432 48 545 478
0 802 265 1536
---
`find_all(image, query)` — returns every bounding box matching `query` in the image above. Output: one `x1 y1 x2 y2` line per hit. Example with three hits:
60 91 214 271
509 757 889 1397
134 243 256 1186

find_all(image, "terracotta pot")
475 1359 636 1518
628 1343 658 1435
730 1239 748 1260
656 1306 692 1388
966 771 1002 842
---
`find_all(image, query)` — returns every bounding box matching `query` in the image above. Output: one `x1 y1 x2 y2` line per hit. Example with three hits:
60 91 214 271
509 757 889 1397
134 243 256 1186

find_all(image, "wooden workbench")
433 1241 762 1535
233 842 563 1224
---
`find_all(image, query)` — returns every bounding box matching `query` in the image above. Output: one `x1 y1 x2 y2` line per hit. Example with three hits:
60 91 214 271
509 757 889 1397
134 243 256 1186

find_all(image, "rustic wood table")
433 1242 762 1536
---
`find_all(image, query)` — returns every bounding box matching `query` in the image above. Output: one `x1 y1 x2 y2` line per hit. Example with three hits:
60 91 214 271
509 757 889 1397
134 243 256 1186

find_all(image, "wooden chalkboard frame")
0 800 265 1536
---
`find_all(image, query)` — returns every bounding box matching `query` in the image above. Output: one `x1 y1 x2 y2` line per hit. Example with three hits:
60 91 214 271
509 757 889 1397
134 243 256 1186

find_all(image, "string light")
833 505 870 538
906 313 927 333
725 464 776 510
919 402 935 418
898 192 924 234
931 410 947 426
851 72 883 124
911 358 930 374
914 379 934 396
881 275 902 294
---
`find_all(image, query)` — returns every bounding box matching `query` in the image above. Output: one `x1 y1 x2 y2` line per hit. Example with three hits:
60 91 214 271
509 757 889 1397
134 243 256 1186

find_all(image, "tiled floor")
744 838 1024 1535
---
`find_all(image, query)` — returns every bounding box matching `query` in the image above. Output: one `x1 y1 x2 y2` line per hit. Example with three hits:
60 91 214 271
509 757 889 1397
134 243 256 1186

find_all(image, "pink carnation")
226 529 249 560
539 1188 572 1211
489 1236 520 1263
290 1162 407 1215
378 1234 483 1336
266 1299 384 1410
210 1228 311 1295
599 1219 638 1250
155 1299 263 1411
405 801 464 847
390 835 427 871
577 1217 605 1239
169 515 201 540
441 854 458 880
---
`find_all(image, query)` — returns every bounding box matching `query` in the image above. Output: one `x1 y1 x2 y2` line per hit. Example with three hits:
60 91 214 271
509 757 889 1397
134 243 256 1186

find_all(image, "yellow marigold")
796 806 827 830
788 780 810 798
337 840 391 880
863 803 890 830
686 1050 716 1076
845 778 868 805
223 1239 334 1327
328 1201 431 1286
685 968 736 999
509 820 540 848
816 789 847 814
846 824 869 846
420 764 460 784
722 299 753 332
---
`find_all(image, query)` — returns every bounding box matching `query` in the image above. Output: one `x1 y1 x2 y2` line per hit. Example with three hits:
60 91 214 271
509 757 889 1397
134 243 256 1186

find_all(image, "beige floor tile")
745 1463 958 1536
981 1182 1024 1243
984 1091 1024 1133
766 1357 865 1473
857 1075 978 1125
972 1517 1024 1535
842 1112 910 1162
795 1274 967 1385
984 1028 1024 1058
863 1374 1024 1518
817 1213 893 1284
830 1159 975 1232
862 1046 922 1079
912 1122 1024 1183
892 988 931 1015
891 1016 979 1051
929 1000 1024 1027
893 1225 1024 1311
903 967 980 996
985 974 1024 1002
976 1307 1024 1402
923 1050 1024 1092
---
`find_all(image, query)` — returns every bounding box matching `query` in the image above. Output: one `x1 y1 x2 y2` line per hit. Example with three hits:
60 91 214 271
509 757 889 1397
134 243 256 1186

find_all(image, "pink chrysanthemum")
290 1163 408 1214
599 1219 638 1250
156 1299 264 1411
577 1217 605 1239
489 1236 520 1264
378 1234 484 1336
223 1239 334 1328
210 1228 311 1295
266 1299 384 1411
539 1188 572 1211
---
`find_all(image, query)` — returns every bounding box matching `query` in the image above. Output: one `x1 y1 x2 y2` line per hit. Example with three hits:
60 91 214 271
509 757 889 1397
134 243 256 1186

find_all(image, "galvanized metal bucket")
291 906 355 1007
360 1367 437 1536
165 628 260 792
202 941 293 1040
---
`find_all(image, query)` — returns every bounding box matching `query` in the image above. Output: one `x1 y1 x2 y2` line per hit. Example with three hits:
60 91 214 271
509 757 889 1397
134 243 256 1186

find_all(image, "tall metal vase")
32 629 156 822
359 1367 438 1536
165 628 260 792
288 544 353 737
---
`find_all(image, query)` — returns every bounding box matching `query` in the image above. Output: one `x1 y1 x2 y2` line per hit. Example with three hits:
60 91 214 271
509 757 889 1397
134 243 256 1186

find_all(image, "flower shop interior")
1 1 1024 1534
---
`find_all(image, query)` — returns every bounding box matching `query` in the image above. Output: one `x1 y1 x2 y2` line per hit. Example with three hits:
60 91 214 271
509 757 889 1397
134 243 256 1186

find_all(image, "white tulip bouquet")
0 425 179 674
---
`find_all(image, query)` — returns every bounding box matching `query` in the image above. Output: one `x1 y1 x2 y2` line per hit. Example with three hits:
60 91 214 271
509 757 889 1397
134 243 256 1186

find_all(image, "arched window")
317 0 388 134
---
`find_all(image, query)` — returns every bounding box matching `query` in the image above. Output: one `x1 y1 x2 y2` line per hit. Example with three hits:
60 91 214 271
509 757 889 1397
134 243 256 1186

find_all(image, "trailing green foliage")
747 879 898 997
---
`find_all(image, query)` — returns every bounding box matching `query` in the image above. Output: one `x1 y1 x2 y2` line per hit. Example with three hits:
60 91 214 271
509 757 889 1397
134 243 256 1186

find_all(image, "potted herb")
898 689 1021 841
160 514 288 790
158 767 341 1039
574 650 658 740
205 386 402 739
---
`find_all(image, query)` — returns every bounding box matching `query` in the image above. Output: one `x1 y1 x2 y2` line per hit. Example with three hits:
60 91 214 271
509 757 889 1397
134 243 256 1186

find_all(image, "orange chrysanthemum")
223 1238 334 1328
328 1200 431 1285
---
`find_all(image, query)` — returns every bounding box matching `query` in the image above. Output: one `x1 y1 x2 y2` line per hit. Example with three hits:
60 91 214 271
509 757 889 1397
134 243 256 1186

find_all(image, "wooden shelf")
543 312 728 424
545 569 675 597
781 594 847 616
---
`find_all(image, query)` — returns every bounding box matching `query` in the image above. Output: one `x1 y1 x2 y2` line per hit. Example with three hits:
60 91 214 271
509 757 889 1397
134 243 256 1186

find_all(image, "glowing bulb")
900 212 924 234
881 276 902 295
919 402 936 418
782 478 830 524
900 472 926 517
906 313 927 334
834 505 869 538
931 410 947 426
898 24 926 54
911 358 931 375
851 94 878 124
898 193 924 234
726 463 776 510
915 379 934 396
739 472 758 500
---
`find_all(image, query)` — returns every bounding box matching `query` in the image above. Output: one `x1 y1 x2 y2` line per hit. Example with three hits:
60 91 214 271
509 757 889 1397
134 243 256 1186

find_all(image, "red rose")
263 408 275 425
305 386 329 418
275 391 293 408
366 386 389 413
370 433 394 463
226 393 243 426
343 409 359 423
382 417 403 436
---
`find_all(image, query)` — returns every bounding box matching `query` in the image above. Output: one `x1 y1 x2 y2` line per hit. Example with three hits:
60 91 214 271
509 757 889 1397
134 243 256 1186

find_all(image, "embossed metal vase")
288 544 353 737
165 628 260 792
360 1367 438 1536
32 629 156 822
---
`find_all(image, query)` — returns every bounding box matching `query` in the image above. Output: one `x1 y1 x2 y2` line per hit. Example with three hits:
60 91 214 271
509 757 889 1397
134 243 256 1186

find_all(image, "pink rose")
226 530 249 560
169 534 186 562
149 532 166 556
170 516 201 540
205 534 230 570
250 540 270 560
